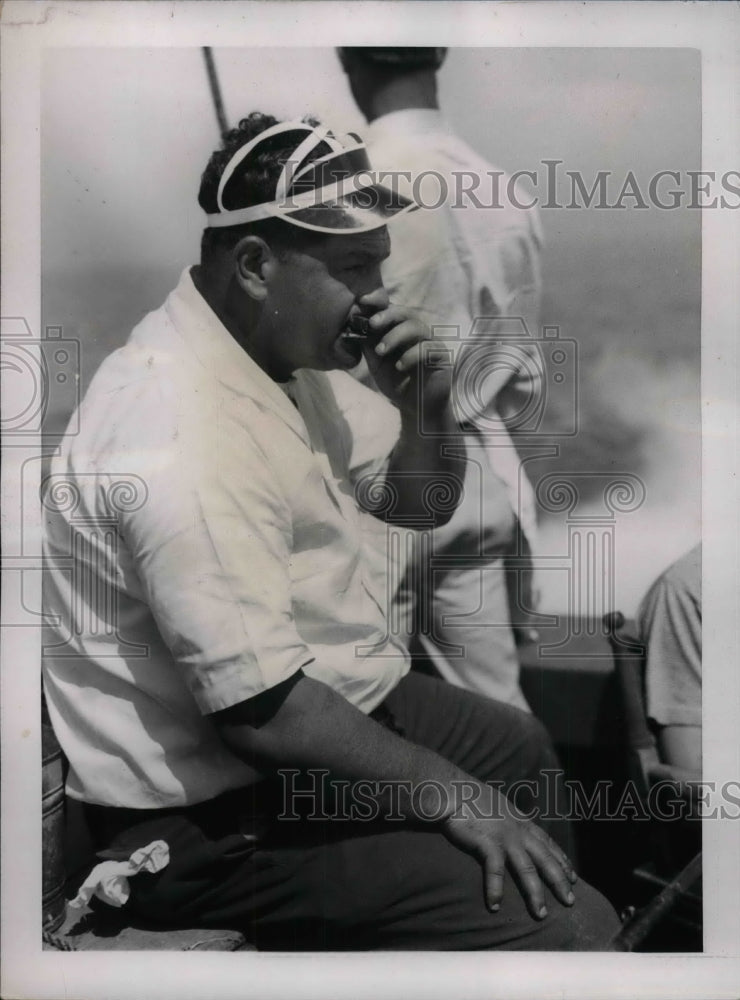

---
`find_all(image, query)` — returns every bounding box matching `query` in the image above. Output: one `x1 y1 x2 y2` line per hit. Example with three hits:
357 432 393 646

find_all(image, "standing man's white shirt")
365 109 542 709
42 268 408 808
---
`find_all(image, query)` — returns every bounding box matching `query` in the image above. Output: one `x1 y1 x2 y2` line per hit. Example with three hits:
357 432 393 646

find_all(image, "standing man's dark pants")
84 673 620 950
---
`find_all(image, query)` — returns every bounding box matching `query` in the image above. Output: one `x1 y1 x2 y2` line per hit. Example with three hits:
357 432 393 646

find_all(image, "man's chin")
330 336 365 370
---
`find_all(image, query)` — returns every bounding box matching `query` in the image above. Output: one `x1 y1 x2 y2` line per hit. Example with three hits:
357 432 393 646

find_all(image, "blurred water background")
41 47 701 614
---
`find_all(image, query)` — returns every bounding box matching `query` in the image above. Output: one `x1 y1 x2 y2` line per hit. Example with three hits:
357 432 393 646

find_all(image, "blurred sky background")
41 46 701 614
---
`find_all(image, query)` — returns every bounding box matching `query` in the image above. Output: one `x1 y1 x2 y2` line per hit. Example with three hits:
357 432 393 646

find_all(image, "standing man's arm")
487 218 544 423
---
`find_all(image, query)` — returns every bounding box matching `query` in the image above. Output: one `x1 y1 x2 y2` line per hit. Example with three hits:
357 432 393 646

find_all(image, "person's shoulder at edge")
661 543 701 590
641 543 701 607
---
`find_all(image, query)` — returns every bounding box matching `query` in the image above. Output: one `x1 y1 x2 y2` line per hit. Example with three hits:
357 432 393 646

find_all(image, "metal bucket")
42 703 67 933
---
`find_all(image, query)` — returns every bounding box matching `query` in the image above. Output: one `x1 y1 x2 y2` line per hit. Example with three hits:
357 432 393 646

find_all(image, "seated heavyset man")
42 113 619 950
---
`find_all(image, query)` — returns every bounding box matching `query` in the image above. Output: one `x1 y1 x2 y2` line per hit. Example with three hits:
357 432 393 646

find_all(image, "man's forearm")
213 672 578 919
214 673 474 819
384 404 465 527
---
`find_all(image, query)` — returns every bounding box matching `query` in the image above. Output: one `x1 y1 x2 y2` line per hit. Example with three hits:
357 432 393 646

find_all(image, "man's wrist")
415 773 492 825
399 399 458 436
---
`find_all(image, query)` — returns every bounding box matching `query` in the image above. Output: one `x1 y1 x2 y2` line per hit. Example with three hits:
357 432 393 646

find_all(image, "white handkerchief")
69 839 170 909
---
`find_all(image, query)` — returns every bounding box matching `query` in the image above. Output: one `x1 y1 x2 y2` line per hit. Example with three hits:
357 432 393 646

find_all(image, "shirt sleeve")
492 215 542 329
637 547 702 728
482 228 545 423
116 388 314 715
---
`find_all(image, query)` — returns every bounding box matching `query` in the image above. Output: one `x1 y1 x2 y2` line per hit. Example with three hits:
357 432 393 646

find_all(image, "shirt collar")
164 267 309 442
365 108 448 145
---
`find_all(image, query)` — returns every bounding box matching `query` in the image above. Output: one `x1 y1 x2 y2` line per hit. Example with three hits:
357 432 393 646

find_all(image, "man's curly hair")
198 111 331 259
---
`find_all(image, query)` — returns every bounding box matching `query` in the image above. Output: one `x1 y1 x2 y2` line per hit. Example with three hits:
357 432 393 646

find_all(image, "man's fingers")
524 836 576 909
377 335 453 381
372 320 424 361
392 343 424 374
361 305 450 392
530 828 578 885
505 847 548 920
365 303 409 333
482 845 506 912
357 288 390 312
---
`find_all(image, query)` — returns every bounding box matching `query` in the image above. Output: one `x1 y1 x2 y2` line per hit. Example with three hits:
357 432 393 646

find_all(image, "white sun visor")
205 120 418 235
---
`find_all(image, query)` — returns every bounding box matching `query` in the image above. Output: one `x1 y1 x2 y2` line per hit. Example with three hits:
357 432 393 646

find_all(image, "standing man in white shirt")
340 48 542 710
42 112 619 950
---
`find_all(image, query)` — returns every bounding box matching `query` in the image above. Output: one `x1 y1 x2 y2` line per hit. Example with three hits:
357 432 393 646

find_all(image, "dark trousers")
84 673 620 950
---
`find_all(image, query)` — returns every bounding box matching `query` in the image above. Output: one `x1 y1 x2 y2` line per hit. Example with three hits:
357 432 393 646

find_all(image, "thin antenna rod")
202 47 229 140
609 851 702 951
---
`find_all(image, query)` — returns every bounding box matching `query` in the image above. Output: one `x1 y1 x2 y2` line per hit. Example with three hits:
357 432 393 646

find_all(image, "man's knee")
515 709 551 749
543 882 621 951
504 707 559 777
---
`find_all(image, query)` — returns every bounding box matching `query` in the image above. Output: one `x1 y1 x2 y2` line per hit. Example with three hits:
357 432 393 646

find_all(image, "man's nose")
356 266 385 297
356 283 390 313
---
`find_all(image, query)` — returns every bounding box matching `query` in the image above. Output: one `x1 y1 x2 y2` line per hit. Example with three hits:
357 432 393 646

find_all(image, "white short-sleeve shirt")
364 108 542 545
42 268 409 808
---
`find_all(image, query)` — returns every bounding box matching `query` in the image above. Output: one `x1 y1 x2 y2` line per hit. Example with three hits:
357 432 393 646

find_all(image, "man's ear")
232 235 277 301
